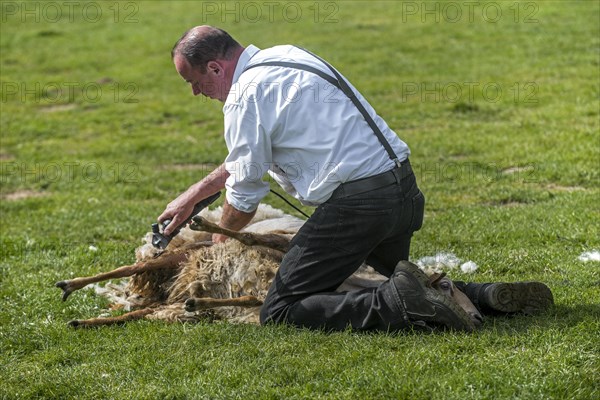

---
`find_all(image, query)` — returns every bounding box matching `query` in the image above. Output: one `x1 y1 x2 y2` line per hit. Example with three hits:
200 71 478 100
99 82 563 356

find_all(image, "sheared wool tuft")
416 252 478 275
416 252 461 274
460 261 479 274
88 281 153 312
578 250 600 262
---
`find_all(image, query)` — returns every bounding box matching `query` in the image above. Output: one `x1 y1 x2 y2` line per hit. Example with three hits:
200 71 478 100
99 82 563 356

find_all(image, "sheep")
58 204 482 329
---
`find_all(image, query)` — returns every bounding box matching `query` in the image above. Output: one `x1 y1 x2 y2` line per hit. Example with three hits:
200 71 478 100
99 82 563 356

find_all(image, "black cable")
269 189 310 219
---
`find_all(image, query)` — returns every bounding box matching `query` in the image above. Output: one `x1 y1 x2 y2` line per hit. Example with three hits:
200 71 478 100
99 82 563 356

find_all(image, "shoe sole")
484 282 554 314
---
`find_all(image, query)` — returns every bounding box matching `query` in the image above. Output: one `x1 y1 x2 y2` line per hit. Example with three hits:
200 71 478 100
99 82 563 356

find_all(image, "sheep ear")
428 272 447 286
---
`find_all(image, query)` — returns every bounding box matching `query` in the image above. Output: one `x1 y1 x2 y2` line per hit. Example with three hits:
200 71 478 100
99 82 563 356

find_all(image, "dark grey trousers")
260 169 425 331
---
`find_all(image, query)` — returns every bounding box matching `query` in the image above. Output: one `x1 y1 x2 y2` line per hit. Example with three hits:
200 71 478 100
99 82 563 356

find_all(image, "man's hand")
158 190 198 236
158 163 229 236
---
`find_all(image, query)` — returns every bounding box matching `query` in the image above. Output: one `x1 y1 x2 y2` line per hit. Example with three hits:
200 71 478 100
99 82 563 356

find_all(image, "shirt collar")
231 44 260 85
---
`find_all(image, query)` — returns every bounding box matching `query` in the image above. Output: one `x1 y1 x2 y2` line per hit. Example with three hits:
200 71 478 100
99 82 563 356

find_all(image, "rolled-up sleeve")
222 101 271 213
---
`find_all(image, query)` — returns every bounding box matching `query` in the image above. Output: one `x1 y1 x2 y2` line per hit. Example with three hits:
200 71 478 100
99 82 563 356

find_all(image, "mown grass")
1 1 599 399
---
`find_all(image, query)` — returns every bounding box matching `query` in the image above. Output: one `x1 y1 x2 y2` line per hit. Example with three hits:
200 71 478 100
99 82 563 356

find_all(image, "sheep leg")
190 216 290 252
55 252 188 301
184 295 263 312
67 307 156 329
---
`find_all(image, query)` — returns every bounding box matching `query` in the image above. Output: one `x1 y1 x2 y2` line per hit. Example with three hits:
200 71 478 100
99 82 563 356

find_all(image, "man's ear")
207 60 222 76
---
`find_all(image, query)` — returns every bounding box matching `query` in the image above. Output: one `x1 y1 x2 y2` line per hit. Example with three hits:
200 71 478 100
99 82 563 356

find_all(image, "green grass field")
1 1 599 398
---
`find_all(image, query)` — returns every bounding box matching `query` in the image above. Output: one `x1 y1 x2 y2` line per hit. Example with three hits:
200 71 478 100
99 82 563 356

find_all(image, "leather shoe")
390 261 475 332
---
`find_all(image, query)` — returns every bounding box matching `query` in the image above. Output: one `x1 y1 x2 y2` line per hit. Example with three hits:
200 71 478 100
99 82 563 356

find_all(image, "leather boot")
390 261 475 332
453 281 554 315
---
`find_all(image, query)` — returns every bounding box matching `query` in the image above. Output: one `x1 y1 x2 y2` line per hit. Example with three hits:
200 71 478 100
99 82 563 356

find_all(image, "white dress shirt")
222 45 410 212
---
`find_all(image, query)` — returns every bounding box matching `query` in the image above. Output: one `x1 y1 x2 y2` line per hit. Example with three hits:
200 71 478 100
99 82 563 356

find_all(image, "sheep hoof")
189 216 206 231
55 281 74 301
184 298 198 312
67 319 81 328
250 298 264 307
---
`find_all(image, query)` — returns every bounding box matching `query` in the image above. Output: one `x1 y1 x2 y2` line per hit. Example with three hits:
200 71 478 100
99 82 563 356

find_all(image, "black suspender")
242 47 402 168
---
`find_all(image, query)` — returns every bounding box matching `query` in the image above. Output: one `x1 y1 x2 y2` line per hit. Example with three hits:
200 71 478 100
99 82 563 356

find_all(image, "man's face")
174 54 223 100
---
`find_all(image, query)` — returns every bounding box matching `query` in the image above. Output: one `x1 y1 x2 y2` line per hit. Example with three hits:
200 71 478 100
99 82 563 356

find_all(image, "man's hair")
172 27 241 73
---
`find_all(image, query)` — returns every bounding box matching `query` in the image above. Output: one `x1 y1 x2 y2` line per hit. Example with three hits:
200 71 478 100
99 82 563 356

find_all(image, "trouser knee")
259 301 287 326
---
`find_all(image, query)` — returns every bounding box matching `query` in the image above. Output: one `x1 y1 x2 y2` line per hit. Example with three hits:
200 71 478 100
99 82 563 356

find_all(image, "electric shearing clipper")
151 192 221 250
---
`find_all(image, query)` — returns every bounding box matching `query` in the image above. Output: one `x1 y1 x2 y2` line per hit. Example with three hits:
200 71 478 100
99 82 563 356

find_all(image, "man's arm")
212 198 257 243
158 163 229 236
